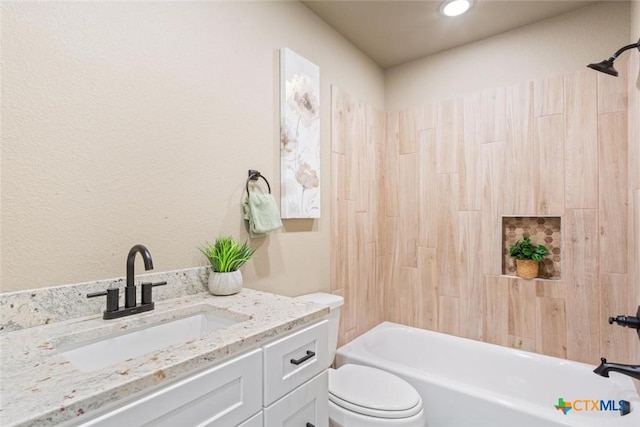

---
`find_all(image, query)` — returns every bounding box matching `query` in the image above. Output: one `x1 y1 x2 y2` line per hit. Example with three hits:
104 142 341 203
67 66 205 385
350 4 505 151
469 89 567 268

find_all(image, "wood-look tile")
564 70 598 209
534 75 563 117
600 273 630 363
375 133 386 256
506 81 535 215
343 201 359 333
361 242 378 333
598 58 628 114
631 191 640 369
480 87 506 143
628 54 640 192
481 142 508 276
385 217 401 322
330 86 348 155
436 99 462 173
459 93 482 211
399 267 420 327
385 113 400 217
458 211 483 340
346 99 365 203
330 153 347 292
507 278 536 339
535 297 567 359
399 109 417 154
534 114 564 215
439 295 460 337
417 129 438 248
399 153 418 268
437 173 460 296
564 209 600 363
366 104 383 129
484 276 509 346
417 247 438 330
629 53 640 371
508 335 536 352
599 112 628 274
535 281 566 300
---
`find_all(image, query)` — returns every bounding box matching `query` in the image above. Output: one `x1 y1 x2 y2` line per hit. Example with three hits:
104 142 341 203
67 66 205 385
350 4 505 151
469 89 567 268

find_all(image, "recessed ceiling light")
442 0 472 17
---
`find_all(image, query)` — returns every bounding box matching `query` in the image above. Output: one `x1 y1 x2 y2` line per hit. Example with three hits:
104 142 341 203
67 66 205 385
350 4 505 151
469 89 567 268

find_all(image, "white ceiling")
302 0 600 69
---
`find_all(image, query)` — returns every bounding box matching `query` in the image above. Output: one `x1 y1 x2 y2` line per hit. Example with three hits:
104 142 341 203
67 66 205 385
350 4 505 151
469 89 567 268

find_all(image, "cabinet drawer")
263 320 328 405
78 349 262 427
264 371 328 427
238 411 263 427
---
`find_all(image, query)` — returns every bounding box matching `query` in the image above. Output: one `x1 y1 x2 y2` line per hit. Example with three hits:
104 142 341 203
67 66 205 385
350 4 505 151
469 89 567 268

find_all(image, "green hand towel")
243 193 283 237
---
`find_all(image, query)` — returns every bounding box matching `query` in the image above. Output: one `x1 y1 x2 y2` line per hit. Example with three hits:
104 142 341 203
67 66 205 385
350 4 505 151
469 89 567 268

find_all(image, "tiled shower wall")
629 52 640 369
331 56 638 366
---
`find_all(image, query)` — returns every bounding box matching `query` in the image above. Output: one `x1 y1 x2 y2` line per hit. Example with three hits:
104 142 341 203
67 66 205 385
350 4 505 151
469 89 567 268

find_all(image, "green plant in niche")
199 236 255 273
509 237 549 262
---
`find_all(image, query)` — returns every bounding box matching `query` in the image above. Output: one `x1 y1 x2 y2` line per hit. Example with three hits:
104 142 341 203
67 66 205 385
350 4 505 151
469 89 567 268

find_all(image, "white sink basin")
58 308 241 372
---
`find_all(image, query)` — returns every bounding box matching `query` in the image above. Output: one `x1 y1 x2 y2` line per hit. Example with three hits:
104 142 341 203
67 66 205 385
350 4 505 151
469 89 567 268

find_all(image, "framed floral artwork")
280 48 320 219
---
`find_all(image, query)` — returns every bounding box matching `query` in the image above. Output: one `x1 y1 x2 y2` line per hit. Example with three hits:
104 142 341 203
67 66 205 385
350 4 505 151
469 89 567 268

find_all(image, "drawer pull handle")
306 424 315 427
290 350 315 365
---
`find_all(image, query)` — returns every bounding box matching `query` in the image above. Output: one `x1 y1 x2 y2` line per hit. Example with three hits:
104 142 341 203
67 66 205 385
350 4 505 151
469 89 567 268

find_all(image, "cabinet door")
77 349 262 427
263 320 328 405
263 371 328 427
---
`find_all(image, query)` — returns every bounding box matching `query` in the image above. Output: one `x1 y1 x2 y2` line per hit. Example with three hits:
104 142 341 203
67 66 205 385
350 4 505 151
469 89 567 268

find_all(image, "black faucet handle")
608 315 640 329
87 288 119 313
141 281 167 305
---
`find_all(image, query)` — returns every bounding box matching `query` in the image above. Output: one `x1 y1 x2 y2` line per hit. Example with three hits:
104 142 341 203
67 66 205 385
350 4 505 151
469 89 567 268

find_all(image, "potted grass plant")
199 236 255 295
509 237 549 279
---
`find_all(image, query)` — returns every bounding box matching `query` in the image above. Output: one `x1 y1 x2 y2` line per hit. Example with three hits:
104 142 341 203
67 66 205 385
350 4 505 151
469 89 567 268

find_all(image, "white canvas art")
280 48 320 219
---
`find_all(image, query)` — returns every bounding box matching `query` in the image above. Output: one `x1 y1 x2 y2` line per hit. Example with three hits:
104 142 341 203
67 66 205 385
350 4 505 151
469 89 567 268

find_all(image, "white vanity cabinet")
75 348 263 427
262 320 329 427
71 320 328 427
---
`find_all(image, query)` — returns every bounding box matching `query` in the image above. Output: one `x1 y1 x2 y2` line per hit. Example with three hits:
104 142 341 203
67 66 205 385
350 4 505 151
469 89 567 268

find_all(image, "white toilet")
296 293 425 427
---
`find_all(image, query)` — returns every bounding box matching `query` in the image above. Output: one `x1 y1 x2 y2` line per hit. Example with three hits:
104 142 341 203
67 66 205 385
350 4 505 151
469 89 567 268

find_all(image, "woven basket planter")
515 259 539 279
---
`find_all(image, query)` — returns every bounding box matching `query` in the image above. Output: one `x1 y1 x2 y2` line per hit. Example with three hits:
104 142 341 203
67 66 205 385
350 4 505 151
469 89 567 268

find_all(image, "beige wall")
385 1 631 111
0 1 384 293
632 0 640 41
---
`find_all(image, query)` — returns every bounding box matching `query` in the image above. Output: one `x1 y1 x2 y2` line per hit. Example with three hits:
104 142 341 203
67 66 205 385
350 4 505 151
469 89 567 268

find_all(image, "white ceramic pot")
207 270 243 296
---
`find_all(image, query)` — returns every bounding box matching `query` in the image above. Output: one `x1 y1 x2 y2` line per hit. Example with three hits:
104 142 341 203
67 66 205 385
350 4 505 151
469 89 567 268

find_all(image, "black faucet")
594 358 640 381
126 244 154 308
87 244 166 319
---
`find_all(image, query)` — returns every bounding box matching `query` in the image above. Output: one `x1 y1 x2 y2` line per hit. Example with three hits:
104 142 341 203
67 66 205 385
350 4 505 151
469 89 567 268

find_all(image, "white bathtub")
335 322 640 427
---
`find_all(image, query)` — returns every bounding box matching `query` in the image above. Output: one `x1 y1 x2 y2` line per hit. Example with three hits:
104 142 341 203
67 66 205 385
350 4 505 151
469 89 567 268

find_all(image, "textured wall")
385 1 631 111
0 1 384 292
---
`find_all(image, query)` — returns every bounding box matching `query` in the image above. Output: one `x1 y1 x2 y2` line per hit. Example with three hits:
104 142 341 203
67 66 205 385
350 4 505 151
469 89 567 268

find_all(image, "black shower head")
587 38 640 77
587 58 618 77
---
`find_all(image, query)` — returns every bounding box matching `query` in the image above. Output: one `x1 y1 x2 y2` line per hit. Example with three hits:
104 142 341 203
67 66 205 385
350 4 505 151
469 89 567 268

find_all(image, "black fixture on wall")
587 37 640 77
608 305 640 340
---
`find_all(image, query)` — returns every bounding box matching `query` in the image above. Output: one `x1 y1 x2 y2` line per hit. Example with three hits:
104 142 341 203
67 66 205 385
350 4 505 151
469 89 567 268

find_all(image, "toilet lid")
328 365 422 419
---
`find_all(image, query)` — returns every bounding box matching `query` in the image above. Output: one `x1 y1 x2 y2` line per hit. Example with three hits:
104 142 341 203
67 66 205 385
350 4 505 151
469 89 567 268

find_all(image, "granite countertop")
0 288 328 426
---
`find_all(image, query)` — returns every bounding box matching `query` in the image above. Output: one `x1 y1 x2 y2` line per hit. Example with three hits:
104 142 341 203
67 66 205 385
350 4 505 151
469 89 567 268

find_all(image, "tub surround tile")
0 279 327 427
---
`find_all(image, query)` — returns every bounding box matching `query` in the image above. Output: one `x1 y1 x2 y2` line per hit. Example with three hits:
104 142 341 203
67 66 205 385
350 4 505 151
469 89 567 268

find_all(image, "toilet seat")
328 365 423 419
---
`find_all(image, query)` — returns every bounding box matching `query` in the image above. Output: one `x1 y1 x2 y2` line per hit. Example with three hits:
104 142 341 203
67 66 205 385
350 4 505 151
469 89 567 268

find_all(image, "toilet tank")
295 292 344 366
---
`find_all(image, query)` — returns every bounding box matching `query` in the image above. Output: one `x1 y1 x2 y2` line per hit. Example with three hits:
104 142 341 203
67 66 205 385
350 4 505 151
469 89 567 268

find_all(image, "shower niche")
502 216 562 280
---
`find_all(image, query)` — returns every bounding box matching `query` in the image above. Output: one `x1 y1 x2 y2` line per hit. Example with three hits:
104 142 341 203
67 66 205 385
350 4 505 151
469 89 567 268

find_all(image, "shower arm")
608 38 640 61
